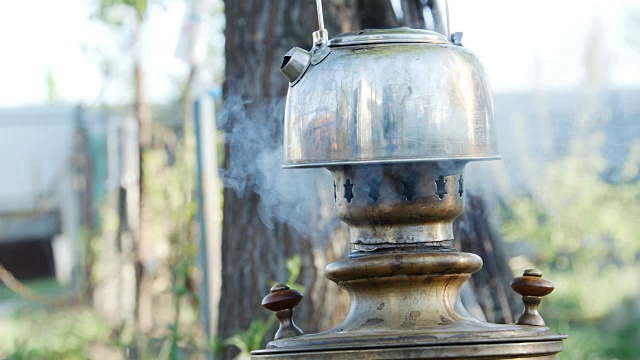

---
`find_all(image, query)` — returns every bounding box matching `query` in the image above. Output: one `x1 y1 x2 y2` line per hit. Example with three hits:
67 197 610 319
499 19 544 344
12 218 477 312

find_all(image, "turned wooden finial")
510 268 555 326
261 284 304 340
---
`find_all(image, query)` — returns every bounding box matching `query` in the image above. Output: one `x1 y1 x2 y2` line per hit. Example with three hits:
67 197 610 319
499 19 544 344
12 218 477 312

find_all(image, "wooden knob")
511 268 554 297
261 284 304 340
262 284 303 312
510 269 554 326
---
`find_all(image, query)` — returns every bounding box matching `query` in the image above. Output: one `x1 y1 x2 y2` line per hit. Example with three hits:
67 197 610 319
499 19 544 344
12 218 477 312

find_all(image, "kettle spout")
281 47 311 84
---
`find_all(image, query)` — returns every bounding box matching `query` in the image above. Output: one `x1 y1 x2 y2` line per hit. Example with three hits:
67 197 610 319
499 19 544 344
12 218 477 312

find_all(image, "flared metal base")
251 251 565 359
252 337 564 359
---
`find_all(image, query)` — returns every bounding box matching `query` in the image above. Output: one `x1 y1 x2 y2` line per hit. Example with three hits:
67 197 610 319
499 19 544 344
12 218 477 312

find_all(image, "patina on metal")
254 163 566 359
282 26 498 168
263 260 562 357
329 162 465 251
253 0 565 358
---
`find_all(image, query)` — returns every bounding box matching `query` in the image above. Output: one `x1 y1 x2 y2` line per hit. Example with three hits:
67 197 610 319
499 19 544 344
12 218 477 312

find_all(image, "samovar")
252 1 566 358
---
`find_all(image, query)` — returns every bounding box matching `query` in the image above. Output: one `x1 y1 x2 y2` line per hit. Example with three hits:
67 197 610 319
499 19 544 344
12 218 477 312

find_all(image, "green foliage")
501 132 640 263
551 299 640 360
97 0 149 25
0 307 111 359
499 90 640 358
553 322 608 360
223 319 275 360
0 279 62 302
599 298 640 359
7 341 44 360
501 132 640 318
284 255 304 293
134 121 201 359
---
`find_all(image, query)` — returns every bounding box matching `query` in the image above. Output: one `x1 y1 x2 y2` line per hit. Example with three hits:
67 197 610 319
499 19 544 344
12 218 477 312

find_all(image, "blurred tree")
91 1 211 357
95 0 150 335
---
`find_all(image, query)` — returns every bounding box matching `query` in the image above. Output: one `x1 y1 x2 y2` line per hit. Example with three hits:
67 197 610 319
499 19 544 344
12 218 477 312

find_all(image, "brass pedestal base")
252 251 565 359
252 339 564 359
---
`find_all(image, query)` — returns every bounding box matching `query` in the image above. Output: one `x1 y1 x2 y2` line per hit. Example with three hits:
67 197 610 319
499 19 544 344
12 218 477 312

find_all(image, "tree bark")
356 0 398 28
133 48 149 333
220 3 353 359
400 0 427 29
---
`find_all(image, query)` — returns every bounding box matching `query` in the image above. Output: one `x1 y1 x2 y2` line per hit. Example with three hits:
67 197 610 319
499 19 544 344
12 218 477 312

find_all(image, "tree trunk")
356 0 398 28
400 0 426 29
133 14 151 329
219 3 354 359
133 61 147 333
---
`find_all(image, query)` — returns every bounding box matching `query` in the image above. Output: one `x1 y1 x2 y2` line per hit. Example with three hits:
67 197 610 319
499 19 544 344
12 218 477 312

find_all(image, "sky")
0 0 189 107
450 0 640 91
0 0 639 107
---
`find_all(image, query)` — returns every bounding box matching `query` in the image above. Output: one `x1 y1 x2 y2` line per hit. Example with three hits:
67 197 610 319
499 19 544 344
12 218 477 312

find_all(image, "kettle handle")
316 0 325 31
314 0 451 42
313 0 329 45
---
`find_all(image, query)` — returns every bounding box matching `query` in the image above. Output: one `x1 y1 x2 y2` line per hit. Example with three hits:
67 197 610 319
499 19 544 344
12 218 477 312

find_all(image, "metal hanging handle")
313 0 328 45
316 0 325 32
313 0 462 47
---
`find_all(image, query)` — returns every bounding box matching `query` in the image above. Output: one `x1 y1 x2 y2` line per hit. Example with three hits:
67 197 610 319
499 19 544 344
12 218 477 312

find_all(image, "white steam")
220 96 339 241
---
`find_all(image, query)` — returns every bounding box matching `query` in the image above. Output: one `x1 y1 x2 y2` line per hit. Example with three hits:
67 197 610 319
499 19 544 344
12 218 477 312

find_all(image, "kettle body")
282 28 498 168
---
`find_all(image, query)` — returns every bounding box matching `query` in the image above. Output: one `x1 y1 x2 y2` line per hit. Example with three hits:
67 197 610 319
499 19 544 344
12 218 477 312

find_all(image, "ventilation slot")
368 179 382 203
435 176 447 200
344 179 355 203
400 174 417 201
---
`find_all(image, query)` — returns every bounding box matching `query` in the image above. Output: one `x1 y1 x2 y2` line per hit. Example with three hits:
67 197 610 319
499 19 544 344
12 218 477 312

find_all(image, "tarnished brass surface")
283 28 498 168
330 163 465 251
252 163 566 358
253 163 566 358
253 252 566 358
253 341 564 359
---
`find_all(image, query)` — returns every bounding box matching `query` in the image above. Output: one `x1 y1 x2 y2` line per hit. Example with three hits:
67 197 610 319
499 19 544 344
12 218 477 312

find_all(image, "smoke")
219 95 339 241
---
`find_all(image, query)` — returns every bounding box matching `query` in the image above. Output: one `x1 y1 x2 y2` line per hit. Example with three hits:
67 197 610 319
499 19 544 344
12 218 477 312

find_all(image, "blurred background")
0 0 638 359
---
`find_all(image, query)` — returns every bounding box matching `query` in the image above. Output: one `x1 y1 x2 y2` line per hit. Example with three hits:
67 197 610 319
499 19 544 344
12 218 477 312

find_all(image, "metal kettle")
280 0 498 169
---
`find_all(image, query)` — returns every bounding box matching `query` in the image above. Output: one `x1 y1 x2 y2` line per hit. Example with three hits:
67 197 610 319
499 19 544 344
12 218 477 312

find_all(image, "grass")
549 296 640 360
0 277 64 302
0 306 112 359
0 277 111 359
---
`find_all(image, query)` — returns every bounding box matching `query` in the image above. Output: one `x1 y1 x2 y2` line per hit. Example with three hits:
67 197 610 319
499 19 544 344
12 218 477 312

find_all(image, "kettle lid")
329 27 448 47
